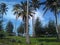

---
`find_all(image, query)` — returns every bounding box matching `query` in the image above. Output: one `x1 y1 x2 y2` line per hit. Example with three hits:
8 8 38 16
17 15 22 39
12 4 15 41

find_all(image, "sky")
0 0 60 35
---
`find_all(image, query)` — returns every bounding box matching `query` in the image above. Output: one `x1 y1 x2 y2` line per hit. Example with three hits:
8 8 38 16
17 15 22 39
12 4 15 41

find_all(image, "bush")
6 32 16 36
17 40 22 43
0 30 7 39
40 43 44 45
9 39 16 42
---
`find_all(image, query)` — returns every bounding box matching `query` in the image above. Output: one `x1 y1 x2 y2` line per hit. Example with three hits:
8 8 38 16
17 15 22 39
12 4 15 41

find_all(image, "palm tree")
42 0 60 40
13 1 34 44
0 3 8 31
30 0 40 37
0 3 8 26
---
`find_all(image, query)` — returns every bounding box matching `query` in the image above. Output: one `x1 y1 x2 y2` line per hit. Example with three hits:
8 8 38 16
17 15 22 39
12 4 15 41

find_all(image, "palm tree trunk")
15 19 16 36
15 15 17 36
32 15 35 37
25 0 30 44
55 16 59 40
55 11 59 40
24 19 26 36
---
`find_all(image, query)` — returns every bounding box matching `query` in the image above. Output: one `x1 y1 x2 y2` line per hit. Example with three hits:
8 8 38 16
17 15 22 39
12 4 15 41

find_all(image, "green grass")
0 36 60 45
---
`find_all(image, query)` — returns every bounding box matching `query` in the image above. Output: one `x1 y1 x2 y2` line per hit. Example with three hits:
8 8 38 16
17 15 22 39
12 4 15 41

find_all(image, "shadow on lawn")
37 38 60 42
0 38 22 43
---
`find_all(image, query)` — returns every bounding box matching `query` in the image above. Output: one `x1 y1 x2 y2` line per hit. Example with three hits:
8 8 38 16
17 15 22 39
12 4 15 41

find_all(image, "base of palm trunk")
56 33 60 41
32 34 36 37
26 33 30 44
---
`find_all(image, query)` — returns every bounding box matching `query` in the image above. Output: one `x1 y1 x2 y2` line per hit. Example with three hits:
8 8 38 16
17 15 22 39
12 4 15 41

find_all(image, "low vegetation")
0 36 60 45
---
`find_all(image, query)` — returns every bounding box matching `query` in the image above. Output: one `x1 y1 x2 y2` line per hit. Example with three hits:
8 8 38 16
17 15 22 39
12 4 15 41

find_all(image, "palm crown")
43 0 60 15
30 0 40 10
13 1 34 21
0 3 8 15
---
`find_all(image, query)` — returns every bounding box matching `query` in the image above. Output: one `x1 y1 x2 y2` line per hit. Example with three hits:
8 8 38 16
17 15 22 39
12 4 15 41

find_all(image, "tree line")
0 16 58 37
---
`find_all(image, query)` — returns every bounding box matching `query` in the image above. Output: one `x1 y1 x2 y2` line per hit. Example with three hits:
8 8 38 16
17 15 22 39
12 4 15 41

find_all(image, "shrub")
17 40 22 43
0 30 7 39
9 39 16 42
40 43 44 45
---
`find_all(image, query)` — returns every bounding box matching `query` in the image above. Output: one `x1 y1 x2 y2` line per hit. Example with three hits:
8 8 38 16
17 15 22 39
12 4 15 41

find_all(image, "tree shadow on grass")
37 38 60 42
1 38 22 43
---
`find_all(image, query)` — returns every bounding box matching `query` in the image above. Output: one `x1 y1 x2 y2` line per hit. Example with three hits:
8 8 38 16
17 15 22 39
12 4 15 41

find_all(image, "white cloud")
34 10 45 21
32 10 47 26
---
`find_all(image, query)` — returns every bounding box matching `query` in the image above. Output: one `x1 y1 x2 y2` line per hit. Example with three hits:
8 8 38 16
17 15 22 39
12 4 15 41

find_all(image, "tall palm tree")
26 0 30 44
0 3 8 29
30 0 40 37
13 1 34 44
42 0 60 40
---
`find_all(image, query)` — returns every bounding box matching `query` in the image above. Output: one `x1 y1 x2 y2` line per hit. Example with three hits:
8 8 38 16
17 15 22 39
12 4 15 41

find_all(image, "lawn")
0 36 60 45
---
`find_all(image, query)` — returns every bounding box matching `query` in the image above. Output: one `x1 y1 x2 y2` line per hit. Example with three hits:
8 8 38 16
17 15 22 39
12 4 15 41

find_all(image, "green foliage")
0 17 5 39
0 20 3 31
43 0 60 15
0 3 8 38
48 20 56 34
30 0 40 10
0 30 7 39
35 17 43 37
0 3 8 15
5 21 14 36
17 23 24 36
0 36 60 45
44 20 57 37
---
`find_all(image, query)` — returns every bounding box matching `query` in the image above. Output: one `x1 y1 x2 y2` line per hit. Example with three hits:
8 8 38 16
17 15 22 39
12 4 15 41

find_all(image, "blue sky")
0 0 60 35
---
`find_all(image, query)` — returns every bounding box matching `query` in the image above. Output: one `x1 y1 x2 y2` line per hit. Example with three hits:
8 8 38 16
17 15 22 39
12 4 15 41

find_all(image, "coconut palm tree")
0 3 8 21
42 0 60 40
30 0 41 37
13 1 34 44
0 3 8 30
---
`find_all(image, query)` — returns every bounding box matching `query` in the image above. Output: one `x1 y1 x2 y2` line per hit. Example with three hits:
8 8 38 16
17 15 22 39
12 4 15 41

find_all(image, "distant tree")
17 23 24 36
44 25 48 35
5 21 14 36
0 20 5 39
0 20 3 31
34 17 43 37
0 18 6 38
44 20 57 37
48 20 56 35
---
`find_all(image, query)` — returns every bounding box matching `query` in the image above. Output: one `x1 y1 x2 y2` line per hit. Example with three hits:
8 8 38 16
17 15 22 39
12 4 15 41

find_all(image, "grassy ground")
0 36 60 45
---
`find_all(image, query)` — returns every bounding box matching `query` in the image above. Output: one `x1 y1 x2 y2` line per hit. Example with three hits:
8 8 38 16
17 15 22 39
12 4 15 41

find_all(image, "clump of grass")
40 43 44 45
9 39 16 42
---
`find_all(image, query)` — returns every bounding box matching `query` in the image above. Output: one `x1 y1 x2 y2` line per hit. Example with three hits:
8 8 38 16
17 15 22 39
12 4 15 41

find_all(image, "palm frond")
43 8 49 16
39 1 46 5
0 3 8 15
